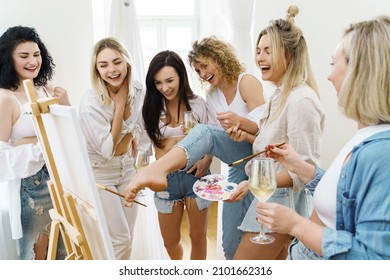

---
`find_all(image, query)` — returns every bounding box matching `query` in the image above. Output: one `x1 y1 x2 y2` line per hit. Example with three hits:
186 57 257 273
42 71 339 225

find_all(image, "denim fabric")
19 165 66 260
287 238 322 260
221 165 253 260
176 124 254 259
321 130 390 259
177 124 252 172
154 170 212 214
297 130 390 260
238 187 294 233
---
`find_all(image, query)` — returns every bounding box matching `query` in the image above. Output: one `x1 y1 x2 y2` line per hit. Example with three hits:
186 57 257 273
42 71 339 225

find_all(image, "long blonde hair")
90 37 134 105
256 5 319 122
339 16 390 125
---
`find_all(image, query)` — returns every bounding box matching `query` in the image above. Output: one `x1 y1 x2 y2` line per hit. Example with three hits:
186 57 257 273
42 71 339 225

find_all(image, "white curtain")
227 0 256 74
107 0 166 260
108 0 145 85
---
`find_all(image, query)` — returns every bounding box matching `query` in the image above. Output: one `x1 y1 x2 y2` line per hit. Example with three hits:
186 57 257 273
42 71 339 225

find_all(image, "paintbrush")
228 142 287 167
96 183 147 207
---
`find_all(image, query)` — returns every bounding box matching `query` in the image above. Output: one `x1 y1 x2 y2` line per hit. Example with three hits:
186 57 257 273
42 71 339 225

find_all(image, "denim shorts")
238 187 294 233
154 170 212 214
19 165 66 260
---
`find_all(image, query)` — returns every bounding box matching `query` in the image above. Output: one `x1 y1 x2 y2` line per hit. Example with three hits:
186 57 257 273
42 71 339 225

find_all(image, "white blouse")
78 81 145 164
253 84 325 191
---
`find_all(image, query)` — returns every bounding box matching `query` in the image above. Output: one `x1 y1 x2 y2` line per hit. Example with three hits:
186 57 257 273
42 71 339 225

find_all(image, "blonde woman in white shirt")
228 5 324 259
78 37 145 260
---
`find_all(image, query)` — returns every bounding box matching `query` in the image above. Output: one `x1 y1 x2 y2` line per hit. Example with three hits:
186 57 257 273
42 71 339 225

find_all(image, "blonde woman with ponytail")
231 5 324 259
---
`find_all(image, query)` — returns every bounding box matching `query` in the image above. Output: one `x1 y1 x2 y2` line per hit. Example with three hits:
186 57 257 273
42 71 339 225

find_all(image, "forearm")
11 136 38 146
110 105 125 147
290 216 324 256
291 160 316 184
237 117 258 135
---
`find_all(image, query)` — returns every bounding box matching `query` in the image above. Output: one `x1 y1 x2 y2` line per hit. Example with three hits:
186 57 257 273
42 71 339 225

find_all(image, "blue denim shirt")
307 130 390 259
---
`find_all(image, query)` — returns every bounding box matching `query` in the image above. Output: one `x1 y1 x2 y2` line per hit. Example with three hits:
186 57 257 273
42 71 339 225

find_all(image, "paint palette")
193 174 237 201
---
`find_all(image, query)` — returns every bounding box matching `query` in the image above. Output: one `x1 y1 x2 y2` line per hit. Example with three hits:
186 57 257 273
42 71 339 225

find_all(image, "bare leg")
185 198 208 260
158 202 185 260
33 224 51 260
128 147 187 193
233 232 292 260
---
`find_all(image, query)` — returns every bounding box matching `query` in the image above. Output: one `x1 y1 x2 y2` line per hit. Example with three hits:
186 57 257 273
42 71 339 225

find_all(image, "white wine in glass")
134 149 150 171
248 158 277 244
134 149 150 196
183 111 196 133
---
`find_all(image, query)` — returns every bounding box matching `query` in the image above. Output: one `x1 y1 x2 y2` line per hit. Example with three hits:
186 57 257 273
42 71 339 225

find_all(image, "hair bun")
286 5 299 22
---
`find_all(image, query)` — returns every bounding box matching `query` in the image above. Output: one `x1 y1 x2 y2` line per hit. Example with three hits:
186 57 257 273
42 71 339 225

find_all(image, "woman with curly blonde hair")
188 36 266 259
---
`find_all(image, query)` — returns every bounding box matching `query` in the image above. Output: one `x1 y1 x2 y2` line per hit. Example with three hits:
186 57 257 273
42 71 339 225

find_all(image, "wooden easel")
23 79 93 260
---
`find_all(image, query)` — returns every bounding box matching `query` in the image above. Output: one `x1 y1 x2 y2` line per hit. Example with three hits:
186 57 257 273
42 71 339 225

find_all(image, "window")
92 0 201 92
134 0 200 90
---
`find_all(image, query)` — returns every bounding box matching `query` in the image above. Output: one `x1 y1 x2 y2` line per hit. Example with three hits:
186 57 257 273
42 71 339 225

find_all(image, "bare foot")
124 162 168 205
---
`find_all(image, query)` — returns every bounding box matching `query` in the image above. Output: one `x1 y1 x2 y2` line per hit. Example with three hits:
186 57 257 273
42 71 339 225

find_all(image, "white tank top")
9 96 35 141
9 86 49 142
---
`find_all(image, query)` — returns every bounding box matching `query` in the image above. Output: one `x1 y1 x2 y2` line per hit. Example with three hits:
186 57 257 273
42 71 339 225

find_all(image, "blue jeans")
19 165 65 260
176 124 253 259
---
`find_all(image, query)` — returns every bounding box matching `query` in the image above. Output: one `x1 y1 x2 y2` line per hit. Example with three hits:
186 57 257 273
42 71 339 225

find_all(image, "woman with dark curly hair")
0 26 69 259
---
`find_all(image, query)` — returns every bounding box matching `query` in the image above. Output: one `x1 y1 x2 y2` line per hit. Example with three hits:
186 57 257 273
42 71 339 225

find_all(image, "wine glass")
134 148 150 196
248 158 277 244
183 111 196 133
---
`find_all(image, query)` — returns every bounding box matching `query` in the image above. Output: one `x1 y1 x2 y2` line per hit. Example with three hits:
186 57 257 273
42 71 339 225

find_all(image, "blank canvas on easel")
40 104 115 259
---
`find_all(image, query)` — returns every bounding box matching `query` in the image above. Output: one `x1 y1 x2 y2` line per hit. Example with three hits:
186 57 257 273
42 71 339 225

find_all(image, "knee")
189 229 207 243
163 234 181 250
33 231 50 260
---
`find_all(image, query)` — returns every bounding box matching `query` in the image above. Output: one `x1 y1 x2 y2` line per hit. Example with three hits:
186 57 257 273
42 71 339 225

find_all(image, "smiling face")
96 47 128 92
256 34 287 86
153 66 180 101
328 42 348 102
12 41 42 82
192 58 221 87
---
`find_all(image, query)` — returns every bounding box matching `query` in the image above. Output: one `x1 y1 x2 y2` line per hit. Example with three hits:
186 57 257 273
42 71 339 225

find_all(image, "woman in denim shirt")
258 16 390 259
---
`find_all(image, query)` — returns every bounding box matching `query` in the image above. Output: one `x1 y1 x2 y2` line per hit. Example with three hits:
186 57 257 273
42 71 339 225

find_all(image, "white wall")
0 0 94 106
252 0 390 168
2 0 389 168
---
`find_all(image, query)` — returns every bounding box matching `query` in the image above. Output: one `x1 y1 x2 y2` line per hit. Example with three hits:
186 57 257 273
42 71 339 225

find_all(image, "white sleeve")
78 100 115 160
246 102 269 123
0 141 44 181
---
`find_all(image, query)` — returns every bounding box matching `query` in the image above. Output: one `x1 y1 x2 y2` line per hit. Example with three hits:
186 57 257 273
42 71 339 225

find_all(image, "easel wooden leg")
47 219 60 260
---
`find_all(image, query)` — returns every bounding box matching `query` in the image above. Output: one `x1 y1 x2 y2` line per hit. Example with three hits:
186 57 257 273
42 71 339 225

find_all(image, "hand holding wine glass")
248 158 277 244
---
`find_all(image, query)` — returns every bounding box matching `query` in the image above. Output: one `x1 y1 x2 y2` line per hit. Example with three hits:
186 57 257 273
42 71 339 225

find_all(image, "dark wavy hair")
143 50 196 149
0 26 55 90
